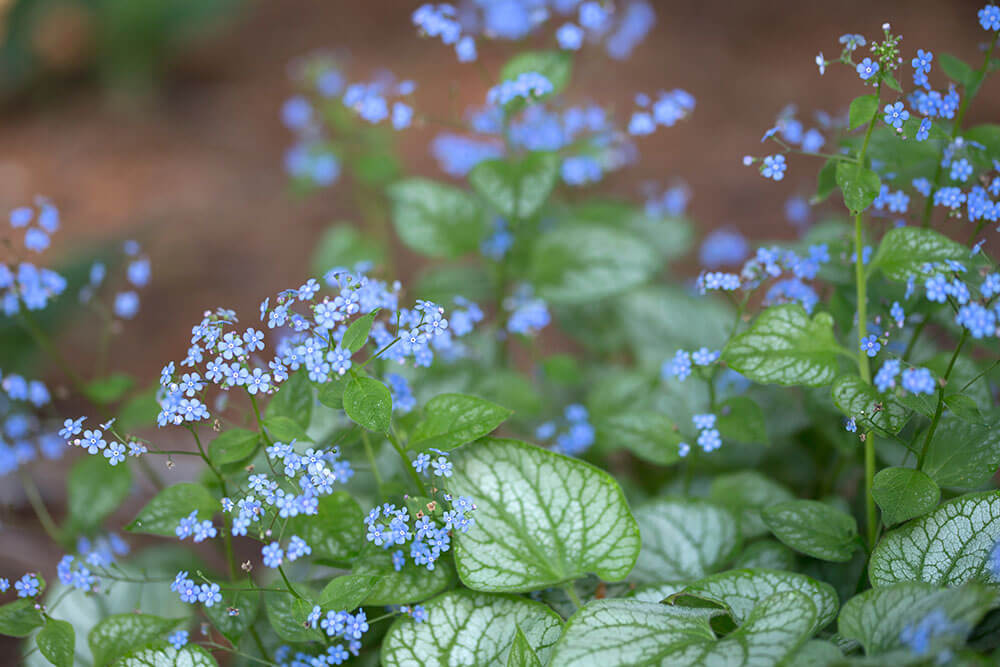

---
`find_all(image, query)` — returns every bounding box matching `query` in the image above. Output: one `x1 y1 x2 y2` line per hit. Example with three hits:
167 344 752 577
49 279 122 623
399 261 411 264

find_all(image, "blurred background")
0 0 997 658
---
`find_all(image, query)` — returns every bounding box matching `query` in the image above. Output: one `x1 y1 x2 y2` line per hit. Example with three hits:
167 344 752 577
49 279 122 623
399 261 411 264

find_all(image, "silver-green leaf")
381 590 562 666
631 498 741 583
449 438 640 592
869 490 1000 587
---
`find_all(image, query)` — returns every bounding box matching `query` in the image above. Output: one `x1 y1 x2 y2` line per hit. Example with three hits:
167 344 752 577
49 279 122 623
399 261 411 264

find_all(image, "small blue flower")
455 36 476 62
167 630 188 650
760 154 787 181
845 418 857 433
860 334 881 358
882 102 910 129
901 367 936 395
287 535 311 561
979 4 1000 30
557 23 584 50
262 542 284 568
915 117 932 141
949 158 972 182
14 574 40 597
856 57 879 81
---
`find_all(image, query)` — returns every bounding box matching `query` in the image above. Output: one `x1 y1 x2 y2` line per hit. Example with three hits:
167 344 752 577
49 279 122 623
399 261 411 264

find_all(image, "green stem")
188 426 237 579
248 626 272 663
917 329 968 468
276 565 302 600
853 82 880 549
17 308 88 392
562 583 583 610
361 430 386 497
18 471 62 545
388 430 429 497
902 314 929 362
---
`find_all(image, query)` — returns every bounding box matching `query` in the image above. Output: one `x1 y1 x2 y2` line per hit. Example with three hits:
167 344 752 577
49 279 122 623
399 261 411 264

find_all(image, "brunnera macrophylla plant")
3 3 1000 667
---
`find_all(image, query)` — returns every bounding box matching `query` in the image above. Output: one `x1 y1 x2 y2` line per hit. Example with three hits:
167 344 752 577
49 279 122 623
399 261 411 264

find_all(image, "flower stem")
562 583 583 610
388 429 429 497
917 329 968 469
18 471 63 545
361 430 386 498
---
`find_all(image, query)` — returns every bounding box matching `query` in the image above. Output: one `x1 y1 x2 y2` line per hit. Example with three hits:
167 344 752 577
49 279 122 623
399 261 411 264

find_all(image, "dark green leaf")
944 393 983 423
595 412 684 466
709 472 795 539
37 618 75 667
126 483 217 536
316 380 345 411
67 453 132 533
341 311 379 354
716 396 768 445
0 599 44 637
939 53 974 87
207 429 259 466
409 393 512 452
263 416 312 444
318 574 379 610
872 467 940 526
832 374 909 435
265 590 323 643
343 376 392 432
355 549 456 605
311 224 385 275
762 500 859 562
265 369 313 429
835 161 881 214
285 491 365 562
848 94 879 130
84 374 134 405
202 581 259 644
871 227 966 281
921 414 1000 488
814 159 839 202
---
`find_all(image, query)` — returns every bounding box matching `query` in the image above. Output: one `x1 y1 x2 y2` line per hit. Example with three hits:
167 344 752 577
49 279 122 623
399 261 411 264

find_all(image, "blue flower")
14 574 39 597
628 111 656 136
915 118 932 141
168 630 188 650
860 334 881 358
882 102 909 129
262 542 284 568
856 57 879 80
845 418 857 433
455 36 477 63
901 367 936 395
114 291 140 319
760 154 787 181
955 303 996 339
557 23 584 50
979 4 1000 30
663 350 692 381
949 158 972 182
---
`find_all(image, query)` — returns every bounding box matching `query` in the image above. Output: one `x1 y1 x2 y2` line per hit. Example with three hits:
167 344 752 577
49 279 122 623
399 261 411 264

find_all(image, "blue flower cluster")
412 1 655 62
175 510 217 543
56 533 130 592
59 416 147 466
2 200 66 314
156 267 469 428
487 72 554 107
273 641 355 667
79 240 152 320
364 494 476 571
506 285 551 335
282 57 417 186
534 404 595 456
678 412 722 457
305 603 369 660
260 536 311 569
872 359 936 395
900 608 964 659
627 89 695 136
661 347 720 383
0 371 64 476
171 571 222 607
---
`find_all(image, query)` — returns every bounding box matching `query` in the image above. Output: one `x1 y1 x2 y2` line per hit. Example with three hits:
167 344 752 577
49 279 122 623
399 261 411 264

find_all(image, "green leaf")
409 393 512 453
265 369 313 429
117 385 161 431
869 490 1000 587
872 467 940 526
716 396 768 445
548 599 715 666
265 589 323 643
849 94 879 130
762 500 859 562
531 225 660 305
118 645 219 666
499 50 572 97
263 416 312 443
669 568 839 634
632 498 741 583
316 380 345 410
732 541 796 572
448 438 640 592
311 224 386 275
709 472 796 539
921 414 1000 488
839 582 994 655
84 373 134 405
0 599 44 637
285 491 364 562
67 453 132 533
832 374 909 435
723 305 841 387
871 227 967 281
37 618 75 667
595 412 684 466
469 152 560 221
340 311 378 354
507 626 543 667
835 161 881 214
343 376 392 432
814 159 838 202
388 179 485 258
882 71 903 93
318 574 378 610
939 53 975 87
784 640 843 667
88 613 182 666
381 590 562 666
126 483 217 536
354 549 456 605
207 429 259 466
943 393 983 423
202 581 259 644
